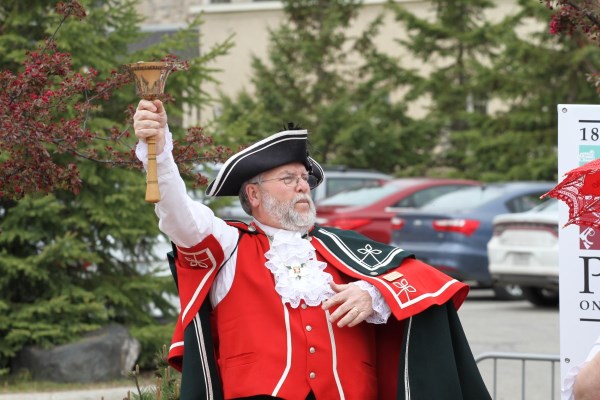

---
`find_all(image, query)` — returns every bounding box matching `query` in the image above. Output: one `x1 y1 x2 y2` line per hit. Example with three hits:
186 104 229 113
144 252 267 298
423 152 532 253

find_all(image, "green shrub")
130 323 176 371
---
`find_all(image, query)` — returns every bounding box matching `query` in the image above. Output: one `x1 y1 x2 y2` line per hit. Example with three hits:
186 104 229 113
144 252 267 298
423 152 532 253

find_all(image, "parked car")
313 166 393 203
487 198 559 307
316 178 480 243
218 166 393 223
389 181 556 299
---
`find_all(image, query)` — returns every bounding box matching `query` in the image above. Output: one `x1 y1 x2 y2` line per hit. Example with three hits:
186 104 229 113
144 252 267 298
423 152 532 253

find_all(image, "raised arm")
132 99 238 250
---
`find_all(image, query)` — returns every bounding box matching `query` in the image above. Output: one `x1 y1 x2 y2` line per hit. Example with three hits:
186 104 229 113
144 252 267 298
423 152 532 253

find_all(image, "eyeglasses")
251 173 319 189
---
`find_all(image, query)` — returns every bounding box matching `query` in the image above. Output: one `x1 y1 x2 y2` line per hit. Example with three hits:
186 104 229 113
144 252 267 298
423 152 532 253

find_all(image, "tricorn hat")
206 129 324 197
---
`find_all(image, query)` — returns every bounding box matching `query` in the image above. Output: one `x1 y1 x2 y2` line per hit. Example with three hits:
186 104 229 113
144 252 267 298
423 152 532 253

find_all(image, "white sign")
557 104 600 399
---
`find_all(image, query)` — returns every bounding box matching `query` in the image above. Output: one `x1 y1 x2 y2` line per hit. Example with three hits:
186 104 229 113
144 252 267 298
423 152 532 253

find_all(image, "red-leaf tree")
544 1 600 90
0 0 233 373
0 2 232 199
545 0 600 40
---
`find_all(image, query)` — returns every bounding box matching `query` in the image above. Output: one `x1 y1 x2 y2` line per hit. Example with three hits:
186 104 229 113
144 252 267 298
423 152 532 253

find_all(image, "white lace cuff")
135 124 173 169
562 364 582 400
352 281 391 324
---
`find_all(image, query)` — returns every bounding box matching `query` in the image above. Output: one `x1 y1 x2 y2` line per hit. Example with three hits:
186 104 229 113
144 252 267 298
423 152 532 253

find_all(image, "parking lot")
461 288 561 400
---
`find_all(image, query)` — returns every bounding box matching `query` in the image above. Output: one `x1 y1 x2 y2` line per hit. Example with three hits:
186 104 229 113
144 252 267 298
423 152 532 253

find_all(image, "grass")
0 371 155 394
0 347 180 398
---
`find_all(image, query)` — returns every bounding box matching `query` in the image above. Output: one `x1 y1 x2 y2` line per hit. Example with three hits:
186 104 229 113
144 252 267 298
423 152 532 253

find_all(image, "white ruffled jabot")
262 226 336 308
255 221 391 324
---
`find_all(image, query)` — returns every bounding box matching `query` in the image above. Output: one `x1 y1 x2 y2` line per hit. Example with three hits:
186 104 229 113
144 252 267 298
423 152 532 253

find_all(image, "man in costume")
133 99 491 400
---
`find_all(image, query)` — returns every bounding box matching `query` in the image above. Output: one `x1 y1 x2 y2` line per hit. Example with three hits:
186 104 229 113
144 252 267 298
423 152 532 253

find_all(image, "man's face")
252 162 316 231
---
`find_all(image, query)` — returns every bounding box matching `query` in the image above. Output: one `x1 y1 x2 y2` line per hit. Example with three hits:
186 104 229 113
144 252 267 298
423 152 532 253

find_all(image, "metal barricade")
475 352 560 400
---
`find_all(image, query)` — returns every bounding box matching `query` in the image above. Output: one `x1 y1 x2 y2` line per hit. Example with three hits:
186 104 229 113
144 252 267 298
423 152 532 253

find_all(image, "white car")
487 199 559 307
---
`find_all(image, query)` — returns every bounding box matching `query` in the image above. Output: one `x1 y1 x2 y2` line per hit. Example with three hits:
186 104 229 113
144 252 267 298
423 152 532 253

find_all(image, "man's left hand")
322 281 374 328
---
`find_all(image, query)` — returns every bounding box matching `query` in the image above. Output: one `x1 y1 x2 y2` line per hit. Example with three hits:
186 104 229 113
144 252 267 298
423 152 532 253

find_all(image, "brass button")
306 325 312 332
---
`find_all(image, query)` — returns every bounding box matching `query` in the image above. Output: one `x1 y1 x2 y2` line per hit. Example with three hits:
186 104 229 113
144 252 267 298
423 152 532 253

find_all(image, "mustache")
293 193 313 205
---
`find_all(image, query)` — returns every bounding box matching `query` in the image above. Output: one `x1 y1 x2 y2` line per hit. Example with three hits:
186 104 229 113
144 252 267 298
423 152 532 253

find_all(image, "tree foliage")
213 0 423 173
215 0 599 181
387 0 510 177
386 0 600 180
477 0 600 181
545 0 600 43
0 0 232 373
544 0 600 90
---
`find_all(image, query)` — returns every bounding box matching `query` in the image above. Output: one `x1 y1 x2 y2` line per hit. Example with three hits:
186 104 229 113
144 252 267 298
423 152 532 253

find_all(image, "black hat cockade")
206 129 324 197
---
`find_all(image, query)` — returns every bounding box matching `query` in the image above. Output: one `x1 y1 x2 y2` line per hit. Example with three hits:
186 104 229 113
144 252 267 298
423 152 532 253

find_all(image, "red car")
316 178 481 244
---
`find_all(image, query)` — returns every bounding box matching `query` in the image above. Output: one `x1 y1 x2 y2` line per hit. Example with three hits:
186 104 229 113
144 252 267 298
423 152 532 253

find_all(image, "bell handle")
145 136 160 203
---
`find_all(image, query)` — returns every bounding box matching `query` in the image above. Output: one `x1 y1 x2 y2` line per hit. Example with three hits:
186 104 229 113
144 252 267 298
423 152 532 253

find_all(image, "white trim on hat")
308 156 323 179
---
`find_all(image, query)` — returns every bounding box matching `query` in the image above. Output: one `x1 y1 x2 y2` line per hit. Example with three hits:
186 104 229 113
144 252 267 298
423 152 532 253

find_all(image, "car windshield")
318 182 415 206
421 185 504 211
531 198 558 213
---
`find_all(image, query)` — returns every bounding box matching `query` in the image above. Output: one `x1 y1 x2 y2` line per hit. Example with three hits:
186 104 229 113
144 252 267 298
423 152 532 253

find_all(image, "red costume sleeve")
167 234 225 370
311 238 469 320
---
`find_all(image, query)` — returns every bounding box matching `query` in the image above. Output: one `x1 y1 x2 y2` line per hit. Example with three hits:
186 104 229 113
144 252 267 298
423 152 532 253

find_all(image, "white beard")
261 190 316 232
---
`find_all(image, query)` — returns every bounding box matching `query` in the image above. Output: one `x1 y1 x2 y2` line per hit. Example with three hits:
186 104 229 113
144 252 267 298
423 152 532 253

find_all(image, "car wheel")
492 284 523 300
521 286 559 307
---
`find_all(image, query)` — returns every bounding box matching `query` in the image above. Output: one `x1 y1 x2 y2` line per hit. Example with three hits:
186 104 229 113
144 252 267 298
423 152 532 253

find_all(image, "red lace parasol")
543 158 600 228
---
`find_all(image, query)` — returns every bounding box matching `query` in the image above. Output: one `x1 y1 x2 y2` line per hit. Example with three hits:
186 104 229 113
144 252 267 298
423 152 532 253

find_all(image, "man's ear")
246 184 261 208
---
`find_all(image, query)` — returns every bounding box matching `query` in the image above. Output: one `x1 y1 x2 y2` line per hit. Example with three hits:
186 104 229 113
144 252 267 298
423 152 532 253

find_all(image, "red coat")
168 223 470 400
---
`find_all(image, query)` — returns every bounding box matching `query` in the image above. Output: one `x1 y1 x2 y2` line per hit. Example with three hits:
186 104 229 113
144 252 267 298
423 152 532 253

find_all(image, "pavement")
0 385 140 400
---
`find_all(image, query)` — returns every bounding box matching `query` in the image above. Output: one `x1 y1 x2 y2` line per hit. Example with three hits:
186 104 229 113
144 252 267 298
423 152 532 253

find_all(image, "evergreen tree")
388 0 512 178
388 0 600 181
214 0 419 173
473 0 600 181
0 0 232 373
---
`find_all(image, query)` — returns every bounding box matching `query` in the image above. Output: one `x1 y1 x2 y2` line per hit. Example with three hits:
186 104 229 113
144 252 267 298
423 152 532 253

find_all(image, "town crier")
133 98 491 400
